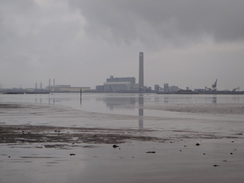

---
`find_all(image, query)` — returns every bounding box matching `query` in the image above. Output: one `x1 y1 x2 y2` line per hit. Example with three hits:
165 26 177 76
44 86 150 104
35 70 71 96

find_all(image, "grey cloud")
0 0 243 89
0 0 81 63
69 0 244 46
0 0 86 87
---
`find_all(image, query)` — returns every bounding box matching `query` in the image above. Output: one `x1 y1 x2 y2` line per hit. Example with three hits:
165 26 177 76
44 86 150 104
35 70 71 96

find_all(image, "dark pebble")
196 143 200 146
113 145 119 148
230 152 233 155
70 153 76 156
213 165 219 167
146 151 156 154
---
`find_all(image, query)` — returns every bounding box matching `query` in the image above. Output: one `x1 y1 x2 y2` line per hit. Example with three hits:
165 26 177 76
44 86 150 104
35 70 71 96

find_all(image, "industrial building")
96 75 138 92
47 85 90 93
95 52 145 92
46 79 90 92
163 83 180 93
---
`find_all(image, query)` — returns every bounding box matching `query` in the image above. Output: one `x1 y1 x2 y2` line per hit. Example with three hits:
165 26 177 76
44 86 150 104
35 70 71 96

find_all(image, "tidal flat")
0 93 244 183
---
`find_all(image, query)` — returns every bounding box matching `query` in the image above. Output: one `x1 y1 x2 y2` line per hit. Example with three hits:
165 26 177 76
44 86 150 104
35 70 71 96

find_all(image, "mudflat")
0 101 244 183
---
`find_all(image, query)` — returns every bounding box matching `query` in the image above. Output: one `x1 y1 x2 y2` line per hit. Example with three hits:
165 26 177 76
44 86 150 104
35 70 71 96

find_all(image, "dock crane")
205 79 217 92
212 79 217 91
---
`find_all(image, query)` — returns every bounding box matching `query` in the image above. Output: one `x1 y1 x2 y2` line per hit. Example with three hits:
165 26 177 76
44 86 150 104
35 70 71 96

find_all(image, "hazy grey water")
1 93 243 111
0 93 244 129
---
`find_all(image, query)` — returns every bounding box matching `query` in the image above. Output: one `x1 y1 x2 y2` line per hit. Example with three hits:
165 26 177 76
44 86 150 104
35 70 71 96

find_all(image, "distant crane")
205 79 217 92
212 79 217 91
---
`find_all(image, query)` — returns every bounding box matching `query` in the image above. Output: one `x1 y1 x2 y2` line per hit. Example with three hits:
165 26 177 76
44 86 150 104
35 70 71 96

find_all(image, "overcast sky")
0 0 244 90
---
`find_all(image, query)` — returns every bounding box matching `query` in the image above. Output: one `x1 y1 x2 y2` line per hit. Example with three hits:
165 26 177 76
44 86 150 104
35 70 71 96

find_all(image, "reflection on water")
35 97 43 104
204 95 217 104
35 96 55 105
1 93 244 129
164 96 169 103
100 95 136 111
232 95 240 103
48 96 55 105
154 96 160 103
80 91 82 105
1 93 244 105
212 96 217 103
138 94 144 129
97 94 144 128
1 93 244 117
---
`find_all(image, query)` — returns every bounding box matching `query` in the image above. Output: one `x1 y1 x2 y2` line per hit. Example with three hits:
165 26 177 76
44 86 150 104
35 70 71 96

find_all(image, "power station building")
47 85 90 92
139 52 144 91
96 52 145 92
96 75 138 92
46 79 90 92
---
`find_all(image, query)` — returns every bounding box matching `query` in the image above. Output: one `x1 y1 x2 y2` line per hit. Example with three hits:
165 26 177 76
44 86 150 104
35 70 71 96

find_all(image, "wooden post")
80 88 82 104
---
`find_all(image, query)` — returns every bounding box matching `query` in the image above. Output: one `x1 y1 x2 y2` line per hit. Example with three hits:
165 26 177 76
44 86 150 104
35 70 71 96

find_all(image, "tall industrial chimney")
139 52 144 90
53 79 55 86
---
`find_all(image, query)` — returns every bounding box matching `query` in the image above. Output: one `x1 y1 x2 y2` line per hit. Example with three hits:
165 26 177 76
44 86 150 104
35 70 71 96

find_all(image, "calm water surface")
1 93 243 111
0 93 244 129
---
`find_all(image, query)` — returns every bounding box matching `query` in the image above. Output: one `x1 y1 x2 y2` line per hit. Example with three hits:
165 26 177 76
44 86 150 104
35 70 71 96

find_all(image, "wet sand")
144 103 244 115
0 102 244 183
0 124 162 145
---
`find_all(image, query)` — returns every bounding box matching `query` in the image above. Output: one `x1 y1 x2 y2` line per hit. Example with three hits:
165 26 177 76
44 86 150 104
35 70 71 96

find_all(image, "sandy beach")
0 95 244 183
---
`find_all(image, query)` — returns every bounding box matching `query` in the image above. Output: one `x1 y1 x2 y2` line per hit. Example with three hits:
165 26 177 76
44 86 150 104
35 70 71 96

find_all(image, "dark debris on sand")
0 125 164 147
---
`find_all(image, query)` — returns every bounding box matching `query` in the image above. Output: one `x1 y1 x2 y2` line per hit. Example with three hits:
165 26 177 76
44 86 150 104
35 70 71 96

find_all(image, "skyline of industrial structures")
95 52 146 92
0 52 243 94
1 1 244 93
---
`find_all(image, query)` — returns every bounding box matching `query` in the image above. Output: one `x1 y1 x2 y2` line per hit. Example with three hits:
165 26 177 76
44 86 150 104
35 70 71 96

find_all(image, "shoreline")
1 123 243 183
